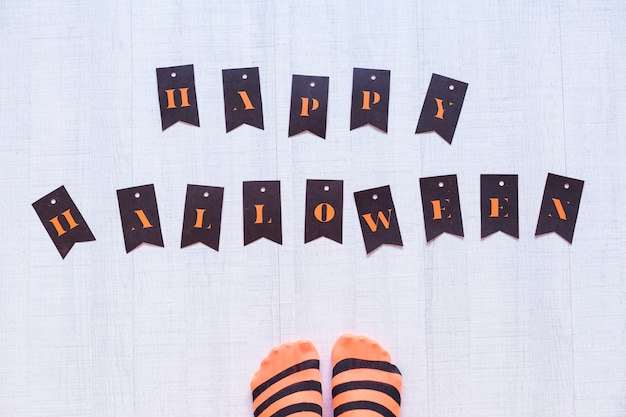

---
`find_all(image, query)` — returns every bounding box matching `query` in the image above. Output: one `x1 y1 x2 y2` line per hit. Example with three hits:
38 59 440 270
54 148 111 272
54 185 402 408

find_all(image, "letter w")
361 209 393 232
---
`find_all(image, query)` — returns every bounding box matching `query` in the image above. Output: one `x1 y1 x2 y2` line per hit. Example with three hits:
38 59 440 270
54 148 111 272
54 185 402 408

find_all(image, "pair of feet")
251 335 402 417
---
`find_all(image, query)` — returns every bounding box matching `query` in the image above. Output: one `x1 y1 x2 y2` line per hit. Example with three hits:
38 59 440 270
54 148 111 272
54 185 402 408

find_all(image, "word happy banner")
157 65 466 144
34 174 584 258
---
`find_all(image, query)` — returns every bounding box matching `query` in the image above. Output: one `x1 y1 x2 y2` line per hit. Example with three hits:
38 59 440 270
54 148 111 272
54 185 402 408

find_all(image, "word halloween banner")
33 174 584 258
157 65 467 143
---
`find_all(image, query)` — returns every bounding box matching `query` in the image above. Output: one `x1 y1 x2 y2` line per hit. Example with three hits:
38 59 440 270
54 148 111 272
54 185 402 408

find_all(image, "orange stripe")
332 389 400 416
252 369 321 410
331 369 402 391
277 412 319 417
256 391 323 417
336 410 385 417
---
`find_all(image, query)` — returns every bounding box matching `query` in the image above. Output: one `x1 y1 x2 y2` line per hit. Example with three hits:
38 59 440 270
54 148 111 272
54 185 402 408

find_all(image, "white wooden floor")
1 1 625 416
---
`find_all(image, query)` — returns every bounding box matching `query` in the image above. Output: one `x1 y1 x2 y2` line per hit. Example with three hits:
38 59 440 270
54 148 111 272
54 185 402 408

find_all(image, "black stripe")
254 380 322 417
252 359 320 400
334 401 396 417
332 358 401 377
331 381 401 405
271 402 323 417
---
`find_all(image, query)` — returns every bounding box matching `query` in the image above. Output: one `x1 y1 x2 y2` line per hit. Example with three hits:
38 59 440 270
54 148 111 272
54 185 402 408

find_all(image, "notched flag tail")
116 184 164 253
535 173 584 243
156 64 200 130
181 184 224 251
350 68 391 133
222 67 264 132
288 75 329 139
243 181 282 246
416 73 468 144
420 175 464 242
481 174 519 239
32 186 95 259
304 179 343 244
354 185 403 254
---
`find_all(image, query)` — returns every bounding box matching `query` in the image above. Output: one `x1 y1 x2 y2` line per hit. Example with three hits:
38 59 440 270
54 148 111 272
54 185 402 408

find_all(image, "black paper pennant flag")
181 184 224 250
354 185 403 254
304 179 343 244
32 186 95 259
288 75 329 139
243 181 282 245
535 173 584 243
116 184 164 253
416 73 468 144
481 175 519 238
350 68 390 132
222 67 264 132
156 64 200 130
420 175 464 241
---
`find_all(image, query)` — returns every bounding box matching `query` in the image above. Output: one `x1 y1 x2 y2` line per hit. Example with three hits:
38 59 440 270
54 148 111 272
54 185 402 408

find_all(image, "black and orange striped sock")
251 340 323 417
331 334 402 417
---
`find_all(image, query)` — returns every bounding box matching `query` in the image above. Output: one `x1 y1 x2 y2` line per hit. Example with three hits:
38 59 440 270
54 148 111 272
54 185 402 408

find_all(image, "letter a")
133 210 154 229
237 91 255 110
551 198 567 220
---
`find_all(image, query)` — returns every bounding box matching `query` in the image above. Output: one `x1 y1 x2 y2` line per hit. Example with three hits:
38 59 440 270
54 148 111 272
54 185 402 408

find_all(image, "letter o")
314 203 335 223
